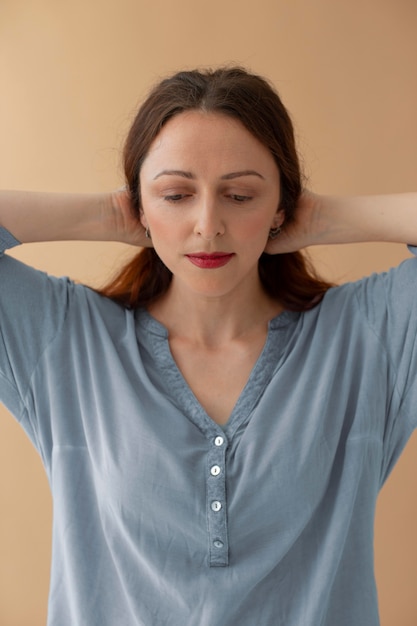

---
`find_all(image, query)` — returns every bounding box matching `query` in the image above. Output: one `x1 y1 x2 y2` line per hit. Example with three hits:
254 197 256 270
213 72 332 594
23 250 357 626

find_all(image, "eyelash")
163 194 253 203
230 194 252 203
163 194 187 202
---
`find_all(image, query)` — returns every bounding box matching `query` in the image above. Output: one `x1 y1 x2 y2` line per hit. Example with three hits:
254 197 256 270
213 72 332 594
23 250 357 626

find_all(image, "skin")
139 110 285 341
133 110 416 422
1 111 416 421
0 111 300 424
137 110 287 423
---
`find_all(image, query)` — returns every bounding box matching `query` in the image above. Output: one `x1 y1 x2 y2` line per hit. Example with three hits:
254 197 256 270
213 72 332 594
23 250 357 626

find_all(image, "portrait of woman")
1 2 416 625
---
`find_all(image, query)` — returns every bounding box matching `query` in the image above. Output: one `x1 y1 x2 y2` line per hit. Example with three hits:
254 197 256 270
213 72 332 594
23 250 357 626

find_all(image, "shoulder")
318 255 417 316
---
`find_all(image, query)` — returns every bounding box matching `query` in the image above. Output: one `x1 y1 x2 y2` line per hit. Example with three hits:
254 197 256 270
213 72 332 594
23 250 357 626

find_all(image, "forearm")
317 192 417 246
0 190 117 244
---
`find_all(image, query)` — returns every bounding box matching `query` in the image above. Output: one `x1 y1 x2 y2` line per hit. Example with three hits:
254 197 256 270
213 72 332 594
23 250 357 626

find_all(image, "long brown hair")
99 67 333 310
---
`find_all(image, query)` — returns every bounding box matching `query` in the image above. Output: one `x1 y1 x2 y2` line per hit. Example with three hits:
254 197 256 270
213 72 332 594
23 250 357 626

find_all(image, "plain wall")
1 0 416 623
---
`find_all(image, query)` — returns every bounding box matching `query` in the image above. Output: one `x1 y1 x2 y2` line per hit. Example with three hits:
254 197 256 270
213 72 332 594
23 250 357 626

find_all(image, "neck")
148 278 283 348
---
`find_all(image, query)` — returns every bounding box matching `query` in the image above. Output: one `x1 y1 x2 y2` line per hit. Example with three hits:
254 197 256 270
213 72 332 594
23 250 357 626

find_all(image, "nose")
194 196 225 240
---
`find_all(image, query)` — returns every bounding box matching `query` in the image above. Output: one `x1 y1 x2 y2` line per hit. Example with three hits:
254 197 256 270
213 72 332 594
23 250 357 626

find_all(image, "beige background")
0 0 416 623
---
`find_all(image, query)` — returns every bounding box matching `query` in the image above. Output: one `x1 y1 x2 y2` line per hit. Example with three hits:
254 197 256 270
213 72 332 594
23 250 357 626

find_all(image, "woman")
1 67 416 625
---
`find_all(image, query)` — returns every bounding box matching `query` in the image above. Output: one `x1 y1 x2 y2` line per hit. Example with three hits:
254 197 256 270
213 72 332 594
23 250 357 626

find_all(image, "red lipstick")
186 252 234 269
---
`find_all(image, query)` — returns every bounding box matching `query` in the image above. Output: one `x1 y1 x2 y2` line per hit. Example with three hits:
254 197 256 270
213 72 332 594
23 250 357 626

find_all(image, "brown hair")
99 67 333 310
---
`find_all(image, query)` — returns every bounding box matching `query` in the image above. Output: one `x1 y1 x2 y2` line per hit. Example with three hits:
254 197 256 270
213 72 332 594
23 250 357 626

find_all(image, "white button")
211 500 222 512
210 465 221 476
214 436 224 447
213 540 224 549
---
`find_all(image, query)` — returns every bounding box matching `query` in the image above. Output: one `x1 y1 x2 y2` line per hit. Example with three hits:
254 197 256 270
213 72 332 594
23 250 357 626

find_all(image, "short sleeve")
0 253 72 424
354 254 417 481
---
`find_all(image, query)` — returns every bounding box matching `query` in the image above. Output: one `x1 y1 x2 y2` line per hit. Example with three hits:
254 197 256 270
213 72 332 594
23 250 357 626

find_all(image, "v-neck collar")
136 308 300 441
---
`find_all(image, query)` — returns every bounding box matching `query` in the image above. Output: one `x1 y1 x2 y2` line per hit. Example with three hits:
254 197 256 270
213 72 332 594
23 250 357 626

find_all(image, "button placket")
207 433 229 567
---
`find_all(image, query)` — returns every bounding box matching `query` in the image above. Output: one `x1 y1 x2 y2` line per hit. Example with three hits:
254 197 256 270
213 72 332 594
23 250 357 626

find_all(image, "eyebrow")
153 169 265 180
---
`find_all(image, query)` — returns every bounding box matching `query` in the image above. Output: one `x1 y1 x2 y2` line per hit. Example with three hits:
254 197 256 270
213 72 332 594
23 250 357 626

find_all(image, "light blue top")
1 229 417 625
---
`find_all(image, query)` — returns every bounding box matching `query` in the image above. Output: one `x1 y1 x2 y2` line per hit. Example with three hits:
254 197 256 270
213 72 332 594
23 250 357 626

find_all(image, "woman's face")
139 110 282 300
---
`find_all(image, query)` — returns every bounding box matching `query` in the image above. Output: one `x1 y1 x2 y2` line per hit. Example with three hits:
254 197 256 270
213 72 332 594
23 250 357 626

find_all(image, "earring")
145 227 151 239
268 226 281 240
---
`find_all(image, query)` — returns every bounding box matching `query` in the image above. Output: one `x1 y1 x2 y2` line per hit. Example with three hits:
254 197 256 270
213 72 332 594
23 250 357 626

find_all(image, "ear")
139 209 148 230
270 208 285 230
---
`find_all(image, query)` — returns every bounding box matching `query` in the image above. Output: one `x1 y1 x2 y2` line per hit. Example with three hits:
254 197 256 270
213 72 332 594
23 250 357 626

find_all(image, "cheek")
142 208 187 254
140 194 167 233
146 211 181 236
239 213 273 240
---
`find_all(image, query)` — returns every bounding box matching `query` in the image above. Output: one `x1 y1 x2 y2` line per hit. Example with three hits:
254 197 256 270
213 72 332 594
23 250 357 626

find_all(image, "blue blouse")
1 229 417 625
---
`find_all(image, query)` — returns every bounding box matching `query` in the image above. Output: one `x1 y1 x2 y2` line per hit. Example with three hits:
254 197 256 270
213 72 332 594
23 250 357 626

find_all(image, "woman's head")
99 67 332 310
124 67 302 225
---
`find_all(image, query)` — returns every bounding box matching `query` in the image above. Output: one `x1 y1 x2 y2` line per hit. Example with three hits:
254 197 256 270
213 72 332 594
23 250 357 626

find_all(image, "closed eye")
229 194 253 202
163 194 189 202
162 193 253 203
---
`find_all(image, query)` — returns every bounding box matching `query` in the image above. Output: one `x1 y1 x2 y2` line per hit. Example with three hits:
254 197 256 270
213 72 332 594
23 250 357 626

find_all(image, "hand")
109 188 152 247
264 190 323 254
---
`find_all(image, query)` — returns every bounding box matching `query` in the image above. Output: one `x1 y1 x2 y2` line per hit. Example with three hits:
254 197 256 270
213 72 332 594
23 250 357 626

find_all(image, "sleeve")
354 251 417 483
0 226 21 255
0 239 72 428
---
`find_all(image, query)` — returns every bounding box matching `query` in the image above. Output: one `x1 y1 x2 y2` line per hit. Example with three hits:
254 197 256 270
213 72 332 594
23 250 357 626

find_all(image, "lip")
186 252 235 269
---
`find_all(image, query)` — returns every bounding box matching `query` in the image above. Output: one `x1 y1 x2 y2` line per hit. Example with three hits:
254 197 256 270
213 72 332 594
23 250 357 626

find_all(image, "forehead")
142 110 278 175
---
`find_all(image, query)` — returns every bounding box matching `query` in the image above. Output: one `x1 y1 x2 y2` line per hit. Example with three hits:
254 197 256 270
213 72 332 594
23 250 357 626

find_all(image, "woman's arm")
267 192 417 253
0 189 148 247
